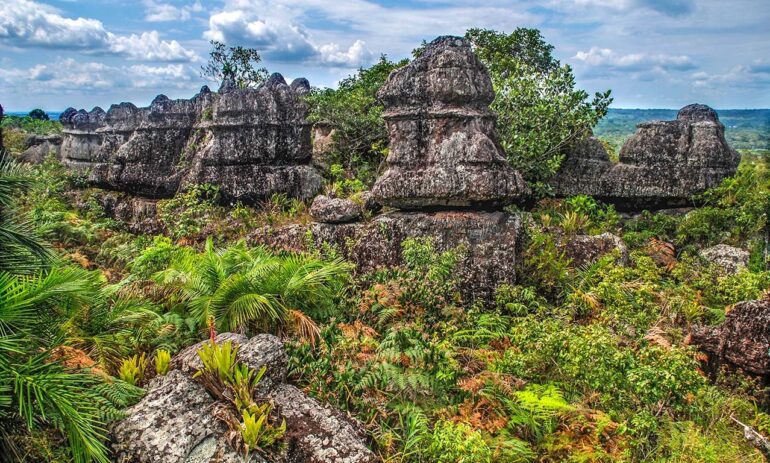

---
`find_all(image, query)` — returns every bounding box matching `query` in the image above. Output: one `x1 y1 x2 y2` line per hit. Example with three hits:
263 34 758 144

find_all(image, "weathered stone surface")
700 244 750 274
311 211 523 302
113 334 377 463
551 104 740 210
564 232 628 268
371 36 528 210
59 74 322 204
310 195 363 223
19 134 62 163
111 370 244 463
311 123 336 169
690 298 770 376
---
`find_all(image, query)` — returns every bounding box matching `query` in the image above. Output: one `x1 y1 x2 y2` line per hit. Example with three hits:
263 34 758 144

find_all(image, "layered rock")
564 232 628 268
690 298 770 376
310 195 362 223
551 104 740 210
371 36 528 209
59 74 322 203
112 334 377 463
19 134 62 163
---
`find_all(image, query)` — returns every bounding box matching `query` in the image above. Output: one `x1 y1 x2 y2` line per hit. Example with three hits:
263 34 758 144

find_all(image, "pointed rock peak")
290 77 310 95
218 74 237 94
265 73 288 88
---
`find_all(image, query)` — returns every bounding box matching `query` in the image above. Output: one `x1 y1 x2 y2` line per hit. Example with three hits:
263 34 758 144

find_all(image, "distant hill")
595 108 770 151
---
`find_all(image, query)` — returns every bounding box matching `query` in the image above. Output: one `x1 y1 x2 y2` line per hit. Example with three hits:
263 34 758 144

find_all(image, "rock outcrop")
700 244 750 274
300 37 528 302
690 298 770 377
112 333 377 463
310 195 363 223
59 75 322 204
20 134 62 163
371 36 528 209
551 104 740 210
564 232 628 268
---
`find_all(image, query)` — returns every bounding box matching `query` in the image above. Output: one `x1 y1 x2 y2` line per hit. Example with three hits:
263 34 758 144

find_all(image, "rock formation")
303 37 528 302
59 74 322 204
20 134 62 163
371 36 528 209
551 104 740 210
563 232 629 268
690 298 770 377
700 244 750 274
310 195 363 223
112 333 378 463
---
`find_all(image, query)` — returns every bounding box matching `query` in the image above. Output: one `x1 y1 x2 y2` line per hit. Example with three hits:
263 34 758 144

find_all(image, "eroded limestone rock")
564 232 628 268
700 244 750 274
60 75 322 204
310 195 363 223
551 104 740 210
112 334 377 463
690 298 770 376
371 36 528 209
19 134 62 163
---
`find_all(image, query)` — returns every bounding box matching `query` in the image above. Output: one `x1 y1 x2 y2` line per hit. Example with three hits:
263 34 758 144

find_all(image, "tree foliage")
466 28 613 196
306 56 407 185
201 40 269 89
27 109 49 121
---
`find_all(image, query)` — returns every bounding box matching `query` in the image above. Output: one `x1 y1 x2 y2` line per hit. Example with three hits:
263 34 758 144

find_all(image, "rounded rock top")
677 103 719 123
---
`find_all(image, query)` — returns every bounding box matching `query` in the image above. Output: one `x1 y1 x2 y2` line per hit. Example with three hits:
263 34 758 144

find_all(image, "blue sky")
1 0 769 111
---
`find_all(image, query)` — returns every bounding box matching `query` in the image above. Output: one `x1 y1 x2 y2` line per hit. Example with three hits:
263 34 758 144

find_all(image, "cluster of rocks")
58 74 322 204
551 104 740 210
307 36 528 301
112 333 377 463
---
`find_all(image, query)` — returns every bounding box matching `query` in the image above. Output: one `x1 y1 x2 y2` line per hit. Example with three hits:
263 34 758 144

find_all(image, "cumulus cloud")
203 1 375 67
0 58 199 94
573 47 697 74
143 0 204 23
693 61 770 89
556 0 695 17
0 0 198 62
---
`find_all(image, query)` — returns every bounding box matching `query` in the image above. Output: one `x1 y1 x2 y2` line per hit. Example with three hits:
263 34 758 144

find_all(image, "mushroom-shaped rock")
700 244 749 274
310 195 363 223
371 36 528 210
690 298 770 376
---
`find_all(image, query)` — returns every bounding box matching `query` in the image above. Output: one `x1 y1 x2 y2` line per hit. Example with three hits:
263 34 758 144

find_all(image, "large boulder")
310 195 362 224
700 244 749 274
371 36 528 210
59 75 322 203
311 210 523 302
112 334 377 463
690 298 770 376
551 104 740 210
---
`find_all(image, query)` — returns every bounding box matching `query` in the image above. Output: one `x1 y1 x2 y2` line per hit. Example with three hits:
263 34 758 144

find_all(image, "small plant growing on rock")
118 353 148 386
155 349 171 376
194 340 239 398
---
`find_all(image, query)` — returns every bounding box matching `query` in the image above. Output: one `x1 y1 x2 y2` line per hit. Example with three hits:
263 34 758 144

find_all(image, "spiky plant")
154 239 350 340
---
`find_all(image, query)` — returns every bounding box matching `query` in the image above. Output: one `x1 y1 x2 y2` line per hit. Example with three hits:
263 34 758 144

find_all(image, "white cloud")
693 63 770 89
203 3 371 67
0 0 198 62
573 47 697 73
0 59 199 94
143 0 204 22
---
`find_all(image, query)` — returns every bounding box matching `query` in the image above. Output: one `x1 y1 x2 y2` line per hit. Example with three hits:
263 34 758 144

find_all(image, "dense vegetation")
2 28 770 463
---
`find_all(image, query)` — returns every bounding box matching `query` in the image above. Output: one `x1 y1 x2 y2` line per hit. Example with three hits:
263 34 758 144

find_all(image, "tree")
28 109 49 121
306 56 407 184
201 40 269 89
466 28 613 197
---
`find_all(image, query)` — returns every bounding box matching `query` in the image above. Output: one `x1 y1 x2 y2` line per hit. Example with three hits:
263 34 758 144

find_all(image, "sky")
1 0 769 111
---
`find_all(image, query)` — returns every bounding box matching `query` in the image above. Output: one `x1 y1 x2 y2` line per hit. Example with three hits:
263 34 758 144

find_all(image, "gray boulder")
371 36 528 210
551 104 740 211
690 298 770 376
310 195 363 223
564 232 628 268
112 334 377 463
700 244 750 274
19 134 62 163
